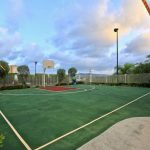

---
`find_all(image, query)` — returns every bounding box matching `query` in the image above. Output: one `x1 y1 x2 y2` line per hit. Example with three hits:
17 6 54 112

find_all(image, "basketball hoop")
43 60 54 70
42 60 54 87
9 65 18 74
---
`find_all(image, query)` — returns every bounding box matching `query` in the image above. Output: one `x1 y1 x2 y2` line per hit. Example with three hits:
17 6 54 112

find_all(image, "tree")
57 69 65 85
17 65 30 86
68 67 77 77
133 54 150 74
144 54 150 63
0 134 5 148
133 63 150 74
0 60 10 86
114 63 134 74
119 63 134 74
114 55 150 75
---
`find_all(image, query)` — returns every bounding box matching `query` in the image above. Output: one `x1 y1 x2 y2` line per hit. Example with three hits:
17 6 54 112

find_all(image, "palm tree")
115 63 134 74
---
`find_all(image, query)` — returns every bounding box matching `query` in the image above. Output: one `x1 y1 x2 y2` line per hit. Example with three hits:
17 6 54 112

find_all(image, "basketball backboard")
43 60 54 69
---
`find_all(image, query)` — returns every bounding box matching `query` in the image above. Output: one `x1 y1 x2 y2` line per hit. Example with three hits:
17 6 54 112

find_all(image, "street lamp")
114 28 119 75
35 61 37 75
34 61 38 86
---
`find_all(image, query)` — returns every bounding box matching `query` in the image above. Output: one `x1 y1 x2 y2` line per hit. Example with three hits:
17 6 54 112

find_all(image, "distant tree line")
115 55 150 74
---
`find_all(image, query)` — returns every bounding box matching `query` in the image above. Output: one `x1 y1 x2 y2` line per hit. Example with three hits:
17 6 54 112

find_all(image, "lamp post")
89 69 92 84
114 28 119 75
35 61 37 75
34 61 37 86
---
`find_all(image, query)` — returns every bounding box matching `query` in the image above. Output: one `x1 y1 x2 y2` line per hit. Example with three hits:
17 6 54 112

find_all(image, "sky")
0 0 150 74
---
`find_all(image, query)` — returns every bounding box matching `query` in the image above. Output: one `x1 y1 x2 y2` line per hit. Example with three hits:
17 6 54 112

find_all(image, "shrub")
0 85 30 90
0 134 5 148
57 69 66 85
55 83 67 86
76 81 85 84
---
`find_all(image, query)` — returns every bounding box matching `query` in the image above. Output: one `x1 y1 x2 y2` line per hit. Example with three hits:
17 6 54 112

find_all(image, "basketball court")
0 85 150 150
0 1 150 150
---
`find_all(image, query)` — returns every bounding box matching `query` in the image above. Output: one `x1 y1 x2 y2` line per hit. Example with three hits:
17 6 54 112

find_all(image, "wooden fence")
0 73 150 87
83 73 150 84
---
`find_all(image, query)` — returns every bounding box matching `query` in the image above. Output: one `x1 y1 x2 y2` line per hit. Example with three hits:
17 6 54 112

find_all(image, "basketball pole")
43 68 46 87
35 61 37 86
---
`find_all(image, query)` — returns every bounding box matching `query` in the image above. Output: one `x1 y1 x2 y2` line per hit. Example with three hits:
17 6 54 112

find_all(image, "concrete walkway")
78 117 150 150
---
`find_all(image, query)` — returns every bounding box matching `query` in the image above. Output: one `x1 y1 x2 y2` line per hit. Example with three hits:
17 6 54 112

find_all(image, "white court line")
34 91 150 150
0 86 95 96
0 110 32 150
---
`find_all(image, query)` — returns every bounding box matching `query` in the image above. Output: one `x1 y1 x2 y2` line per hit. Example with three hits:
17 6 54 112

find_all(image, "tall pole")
117 30 118 75
114 28 119 75
34 61 37 86
114 28 119 83
89 69 92 84
43 68 46 87
35 61 37 75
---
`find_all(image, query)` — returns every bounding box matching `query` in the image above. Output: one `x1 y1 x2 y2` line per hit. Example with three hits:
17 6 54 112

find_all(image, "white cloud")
0 26 46 71
0 27 22 57
0 0 150 74
50 0 150 74
124 32 150 54
6 0 26 31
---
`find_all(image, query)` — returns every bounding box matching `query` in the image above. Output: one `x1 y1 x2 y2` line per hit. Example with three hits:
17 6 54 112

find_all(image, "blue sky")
0 0 150 74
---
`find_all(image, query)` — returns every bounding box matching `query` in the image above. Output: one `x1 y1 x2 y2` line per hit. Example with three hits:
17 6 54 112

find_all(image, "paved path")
78 117 150 150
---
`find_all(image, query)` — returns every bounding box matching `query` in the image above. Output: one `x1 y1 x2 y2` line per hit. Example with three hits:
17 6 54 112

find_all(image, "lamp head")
114 28 118 32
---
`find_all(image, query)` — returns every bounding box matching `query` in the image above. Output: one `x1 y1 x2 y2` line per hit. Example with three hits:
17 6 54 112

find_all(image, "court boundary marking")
0 86 95 96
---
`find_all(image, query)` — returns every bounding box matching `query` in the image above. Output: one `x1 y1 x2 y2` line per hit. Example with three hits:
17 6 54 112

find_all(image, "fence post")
125 74 127 84
105 76 108 84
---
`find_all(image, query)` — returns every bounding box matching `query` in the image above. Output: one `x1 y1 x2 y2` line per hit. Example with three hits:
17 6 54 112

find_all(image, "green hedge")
90 82 150 88
0 85 30 90
76 81 85 84
55 81 85 86
55 83 68 86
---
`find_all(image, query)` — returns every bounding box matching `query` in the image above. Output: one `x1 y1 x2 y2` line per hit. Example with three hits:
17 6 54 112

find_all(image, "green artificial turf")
0 85 150 150
0 115 26 150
